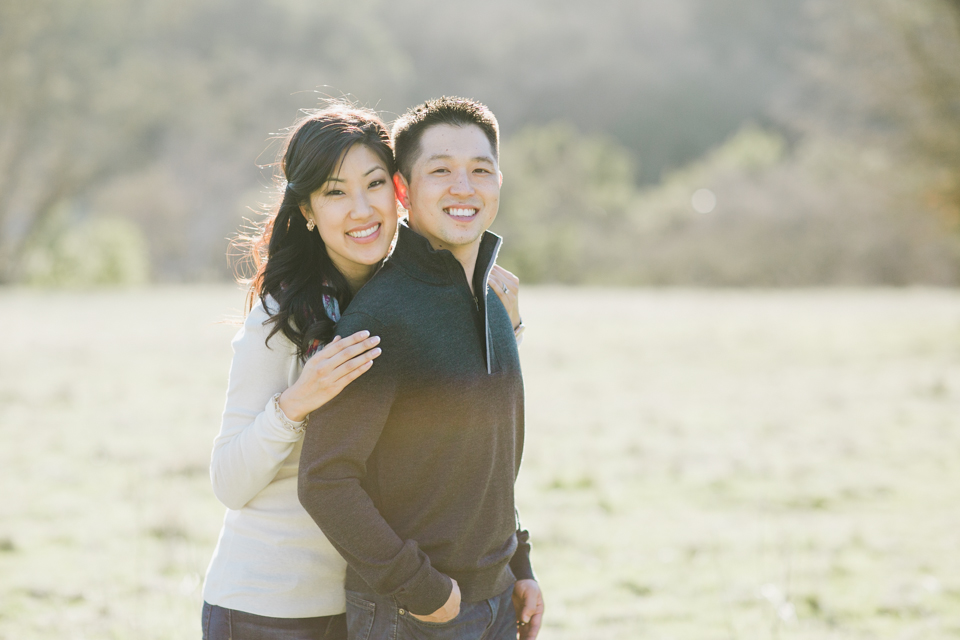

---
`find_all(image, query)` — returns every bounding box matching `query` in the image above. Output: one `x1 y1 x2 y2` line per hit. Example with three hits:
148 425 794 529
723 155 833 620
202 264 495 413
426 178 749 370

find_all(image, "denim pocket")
399 599 495 639
345 592 376 640
403 608 462 629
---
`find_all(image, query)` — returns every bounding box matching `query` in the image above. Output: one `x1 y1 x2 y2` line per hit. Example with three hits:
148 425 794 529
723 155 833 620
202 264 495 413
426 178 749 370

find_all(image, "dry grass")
1 286 959 639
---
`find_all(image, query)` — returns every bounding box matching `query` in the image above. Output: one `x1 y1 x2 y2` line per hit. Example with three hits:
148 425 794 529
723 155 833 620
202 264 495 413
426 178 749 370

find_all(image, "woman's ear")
299 202 312 222
393 173 411 210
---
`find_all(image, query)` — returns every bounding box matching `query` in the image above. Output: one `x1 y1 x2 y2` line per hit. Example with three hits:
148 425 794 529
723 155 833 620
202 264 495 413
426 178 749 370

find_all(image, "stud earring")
306 219 316 232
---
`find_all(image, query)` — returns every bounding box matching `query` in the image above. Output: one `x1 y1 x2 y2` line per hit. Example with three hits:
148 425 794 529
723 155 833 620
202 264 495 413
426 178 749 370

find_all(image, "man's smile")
444 206 479 219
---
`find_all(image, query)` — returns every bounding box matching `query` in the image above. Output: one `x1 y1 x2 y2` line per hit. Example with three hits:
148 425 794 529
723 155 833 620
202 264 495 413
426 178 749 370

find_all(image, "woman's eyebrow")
325 165 384 184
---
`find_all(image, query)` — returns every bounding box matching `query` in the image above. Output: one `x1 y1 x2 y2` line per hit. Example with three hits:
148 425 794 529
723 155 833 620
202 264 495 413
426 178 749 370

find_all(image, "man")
298 97 544 640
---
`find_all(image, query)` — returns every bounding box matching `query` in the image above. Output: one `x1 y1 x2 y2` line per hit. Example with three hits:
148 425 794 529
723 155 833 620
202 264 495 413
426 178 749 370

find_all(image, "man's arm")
297 312 453 616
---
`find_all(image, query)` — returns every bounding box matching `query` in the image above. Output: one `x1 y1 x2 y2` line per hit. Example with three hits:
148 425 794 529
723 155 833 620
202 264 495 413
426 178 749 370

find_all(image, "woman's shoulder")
246 294 279 326
236 295 294 354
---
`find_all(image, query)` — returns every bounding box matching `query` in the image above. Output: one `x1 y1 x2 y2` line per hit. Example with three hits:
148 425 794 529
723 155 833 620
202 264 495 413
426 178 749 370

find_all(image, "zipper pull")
473 295 479 310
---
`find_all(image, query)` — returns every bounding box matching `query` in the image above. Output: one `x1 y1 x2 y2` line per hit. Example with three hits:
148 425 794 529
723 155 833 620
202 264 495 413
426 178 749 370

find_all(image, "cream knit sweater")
202 298 347 618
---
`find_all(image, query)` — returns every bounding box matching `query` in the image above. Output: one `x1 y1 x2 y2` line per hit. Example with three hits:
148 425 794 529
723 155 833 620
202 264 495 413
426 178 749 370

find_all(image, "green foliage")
496 122 960 286
493 123 639 283
22 205 150 287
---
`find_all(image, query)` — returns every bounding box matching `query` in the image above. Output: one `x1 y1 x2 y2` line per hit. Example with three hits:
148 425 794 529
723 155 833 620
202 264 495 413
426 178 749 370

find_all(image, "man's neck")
449 243 481 294
407 225 482 293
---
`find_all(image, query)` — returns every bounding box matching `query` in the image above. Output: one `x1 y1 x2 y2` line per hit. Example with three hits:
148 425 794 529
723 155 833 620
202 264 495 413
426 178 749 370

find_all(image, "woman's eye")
431 168 449 174
326 189 345 196
369 179 385 188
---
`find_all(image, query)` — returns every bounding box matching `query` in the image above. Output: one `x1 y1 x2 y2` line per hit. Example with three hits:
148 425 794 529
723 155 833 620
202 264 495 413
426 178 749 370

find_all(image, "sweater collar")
390 222 502 289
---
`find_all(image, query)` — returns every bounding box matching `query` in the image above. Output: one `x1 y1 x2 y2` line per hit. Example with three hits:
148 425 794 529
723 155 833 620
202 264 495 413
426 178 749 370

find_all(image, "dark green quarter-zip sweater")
298 223 533 616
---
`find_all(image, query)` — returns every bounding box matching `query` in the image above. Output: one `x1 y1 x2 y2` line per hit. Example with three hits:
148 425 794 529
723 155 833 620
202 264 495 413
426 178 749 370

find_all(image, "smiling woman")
201 103 399 640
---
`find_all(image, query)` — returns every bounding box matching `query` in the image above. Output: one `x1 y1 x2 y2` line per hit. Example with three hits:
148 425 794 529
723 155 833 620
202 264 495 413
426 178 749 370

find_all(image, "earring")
305 219 316 232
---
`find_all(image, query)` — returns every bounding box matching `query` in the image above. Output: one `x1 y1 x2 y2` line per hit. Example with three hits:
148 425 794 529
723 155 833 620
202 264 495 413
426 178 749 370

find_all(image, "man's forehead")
417 124 496 161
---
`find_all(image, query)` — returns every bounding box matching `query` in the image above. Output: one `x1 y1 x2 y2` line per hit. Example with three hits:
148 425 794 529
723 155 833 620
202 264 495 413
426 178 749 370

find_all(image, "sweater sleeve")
510 527 535 582
209 301 305 510
298 311 453 616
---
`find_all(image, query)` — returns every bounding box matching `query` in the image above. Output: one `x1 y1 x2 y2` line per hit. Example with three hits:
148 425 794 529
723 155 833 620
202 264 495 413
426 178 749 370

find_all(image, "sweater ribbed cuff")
396 566 452 616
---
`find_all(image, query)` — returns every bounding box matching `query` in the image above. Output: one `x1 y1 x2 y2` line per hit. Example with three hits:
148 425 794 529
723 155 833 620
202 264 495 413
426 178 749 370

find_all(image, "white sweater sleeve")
210 300 305 510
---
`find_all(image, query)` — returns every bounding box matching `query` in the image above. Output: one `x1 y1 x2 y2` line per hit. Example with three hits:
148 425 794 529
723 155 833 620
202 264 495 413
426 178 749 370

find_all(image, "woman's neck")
342 264 376 294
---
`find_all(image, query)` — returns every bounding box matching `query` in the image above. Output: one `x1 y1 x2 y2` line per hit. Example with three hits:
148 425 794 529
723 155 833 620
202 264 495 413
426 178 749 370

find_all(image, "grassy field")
2 286 960 639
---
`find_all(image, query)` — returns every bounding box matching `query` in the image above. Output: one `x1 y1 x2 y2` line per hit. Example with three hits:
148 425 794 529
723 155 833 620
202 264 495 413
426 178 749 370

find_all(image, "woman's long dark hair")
236 103 396 359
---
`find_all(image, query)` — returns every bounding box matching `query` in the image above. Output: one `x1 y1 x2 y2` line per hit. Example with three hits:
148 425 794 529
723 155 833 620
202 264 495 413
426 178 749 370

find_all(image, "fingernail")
370 335 380 343
371 348 382 356
361 330 370 338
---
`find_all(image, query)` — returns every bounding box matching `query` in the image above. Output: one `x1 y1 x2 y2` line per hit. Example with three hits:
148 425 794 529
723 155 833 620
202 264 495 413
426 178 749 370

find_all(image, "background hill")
2 0 958 285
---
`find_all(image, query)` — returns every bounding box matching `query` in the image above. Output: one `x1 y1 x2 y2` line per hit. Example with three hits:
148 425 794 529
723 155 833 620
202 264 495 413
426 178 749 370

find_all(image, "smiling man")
298 97 543 640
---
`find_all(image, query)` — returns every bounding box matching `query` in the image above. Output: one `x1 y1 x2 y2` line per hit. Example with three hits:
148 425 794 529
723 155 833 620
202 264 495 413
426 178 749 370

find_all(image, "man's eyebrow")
425 153 495 164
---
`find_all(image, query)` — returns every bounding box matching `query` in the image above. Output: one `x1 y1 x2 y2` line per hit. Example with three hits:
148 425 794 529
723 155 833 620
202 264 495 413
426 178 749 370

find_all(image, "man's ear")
393 173 411 210
498 171 503 187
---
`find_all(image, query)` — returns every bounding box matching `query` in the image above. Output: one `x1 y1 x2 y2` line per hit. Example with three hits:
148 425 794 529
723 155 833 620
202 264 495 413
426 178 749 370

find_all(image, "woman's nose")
352 191 373 217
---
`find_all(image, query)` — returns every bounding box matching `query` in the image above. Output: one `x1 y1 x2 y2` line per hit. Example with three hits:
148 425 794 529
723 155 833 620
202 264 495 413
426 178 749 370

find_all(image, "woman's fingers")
491 265 519 289
489 264 522 329
321 336 381 372
318 330 369 357
311 332 378 370
331 348 381 385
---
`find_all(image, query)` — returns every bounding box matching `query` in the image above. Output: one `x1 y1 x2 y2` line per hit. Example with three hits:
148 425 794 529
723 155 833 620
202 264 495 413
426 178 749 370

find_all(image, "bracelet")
271 393 306 435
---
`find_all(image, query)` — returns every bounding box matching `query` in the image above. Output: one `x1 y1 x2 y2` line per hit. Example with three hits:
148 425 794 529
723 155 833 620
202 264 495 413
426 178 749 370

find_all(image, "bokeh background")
2 0 960 638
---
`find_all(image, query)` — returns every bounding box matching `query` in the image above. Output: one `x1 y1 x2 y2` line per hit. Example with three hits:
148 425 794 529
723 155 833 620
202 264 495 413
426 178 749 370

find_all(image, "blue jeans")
345 584 517 640
202 602 347 640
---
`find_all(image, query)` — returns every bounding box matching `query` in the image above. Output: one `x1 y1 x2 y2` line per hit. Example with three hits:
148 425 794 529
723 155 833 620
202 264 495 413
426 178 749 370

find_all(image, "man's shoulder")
338 263 422 330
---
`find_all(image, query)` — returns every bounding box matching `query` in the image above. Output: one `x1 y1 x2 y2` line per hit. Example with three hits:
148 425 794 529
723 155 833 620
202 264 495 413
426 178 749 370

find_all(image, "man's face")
396 124 501 259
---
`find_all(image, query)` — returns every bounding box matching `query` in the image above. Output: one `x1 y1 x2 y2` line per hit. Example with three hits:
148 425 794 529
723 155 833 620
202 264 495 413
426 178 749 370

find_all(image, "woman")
201 104 524 640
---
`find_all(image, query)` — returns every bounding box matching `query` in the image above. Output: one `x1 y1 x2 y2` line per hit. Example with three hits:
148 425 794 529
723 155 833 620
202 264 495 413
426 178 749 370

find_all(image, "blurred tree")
21 203 150 287
0 0 188 282
492 123 638 283
788 0 960 226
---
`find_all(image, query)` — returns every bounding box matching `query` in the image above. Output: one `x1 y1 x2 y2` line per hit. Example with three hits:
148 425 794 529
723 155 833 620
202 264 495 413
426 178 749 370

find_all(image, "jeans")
345 584 517 640
202 602 348 640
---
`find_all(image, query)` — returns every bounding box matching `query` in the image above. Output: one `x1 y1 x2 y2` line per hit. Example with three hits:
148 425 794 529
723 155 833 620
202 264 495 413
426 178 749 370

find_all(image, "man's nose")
449 169 475 195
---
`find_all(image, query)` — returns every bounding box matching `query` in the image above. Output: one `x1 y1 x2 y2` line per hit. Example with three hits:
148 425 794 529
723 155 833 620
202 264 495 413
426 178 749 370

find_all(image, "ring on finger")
501 282 508 294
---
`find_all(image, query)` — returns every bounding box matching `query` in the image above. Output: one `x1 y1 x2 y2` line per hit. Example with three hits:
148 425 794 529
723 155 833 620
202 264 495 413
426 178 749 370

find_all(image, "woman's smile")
346 221 382 241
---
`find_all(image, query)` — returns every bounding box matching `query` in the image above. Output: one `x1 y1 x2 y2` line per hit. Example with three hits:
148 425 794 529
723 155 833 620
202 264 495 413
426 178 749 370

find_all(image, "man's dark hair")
392 96 500 182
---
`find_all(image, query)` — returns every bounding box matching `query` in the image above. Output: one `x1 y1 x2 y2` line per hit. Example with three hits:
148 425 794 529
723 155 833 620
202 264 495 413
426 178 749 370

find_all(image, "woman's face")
302 143 398 288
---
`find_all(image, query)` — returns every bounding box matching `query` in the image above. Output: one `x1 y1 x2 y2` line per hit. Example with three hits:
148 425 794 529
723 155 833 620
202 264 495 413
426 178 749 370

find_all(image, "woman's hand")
488 265 521 330
278 331 382 422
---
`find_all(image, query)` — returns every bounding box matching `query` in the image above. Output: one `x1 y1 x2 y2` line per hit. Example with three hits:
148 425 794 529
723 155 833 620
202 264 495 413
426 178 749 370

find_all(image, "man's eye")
431 168 449 174
474 168 491 174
